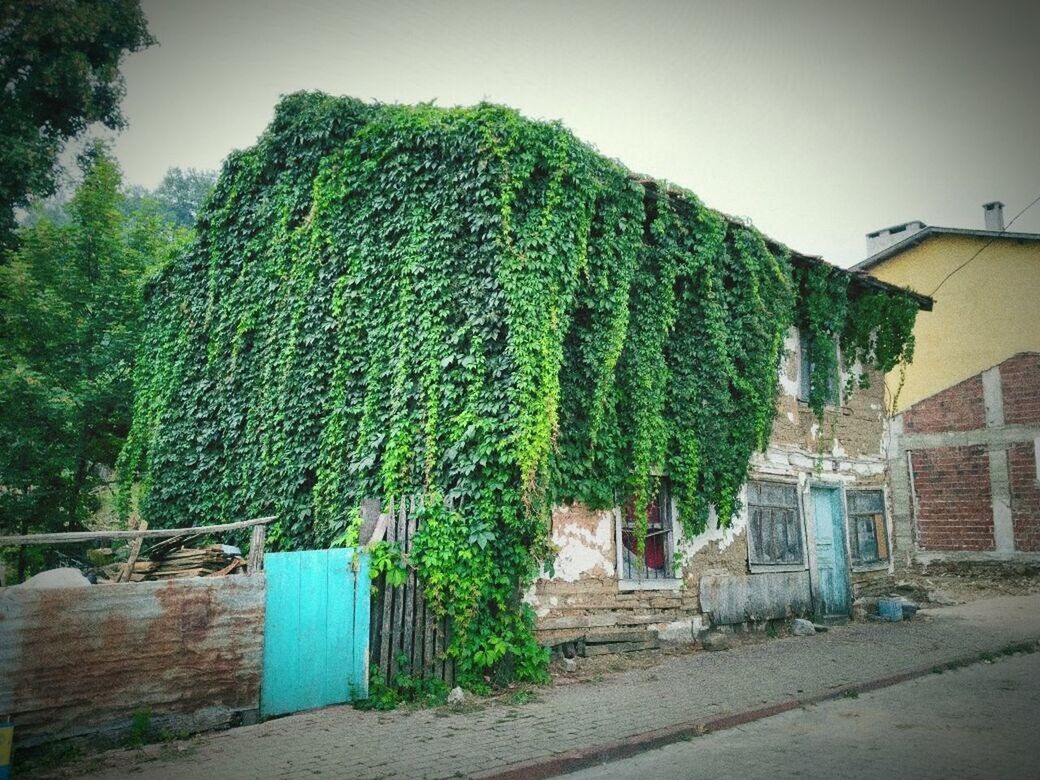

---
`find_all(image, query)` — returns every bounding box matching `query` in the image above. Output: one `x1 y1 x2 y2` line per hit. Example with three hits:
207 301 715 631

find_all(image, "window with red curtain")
620 480 675 580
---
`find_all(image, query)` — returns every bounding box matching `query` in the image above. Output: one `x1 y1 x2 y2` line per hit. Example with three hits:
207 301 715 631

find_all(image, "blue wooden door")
262 548 371 717
811 486 851 618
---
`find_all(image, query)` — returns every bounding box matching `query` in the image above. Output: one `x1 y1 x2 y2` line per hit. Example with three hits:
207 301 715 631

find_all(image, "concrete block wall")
1010 441 1040 551
1001 353 1040 425
902 374 986 433
911 445 994 551
890 352 1040 561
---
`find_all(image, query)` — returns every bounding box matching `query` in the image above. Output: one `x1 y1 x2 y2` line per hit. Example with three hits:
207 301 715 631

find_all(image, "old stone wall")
0 576 265 748
888 352 1040 562
771 331 889 460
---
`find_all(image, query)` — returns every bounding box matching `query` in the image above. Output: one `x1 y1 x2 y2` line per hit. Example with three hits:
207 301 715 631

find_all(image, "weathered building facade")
530 326 901 645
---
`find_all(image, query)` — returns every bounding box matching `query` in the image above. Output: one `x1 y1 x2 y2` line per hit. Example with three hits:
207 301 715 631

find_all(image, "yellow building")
853 202 1040 410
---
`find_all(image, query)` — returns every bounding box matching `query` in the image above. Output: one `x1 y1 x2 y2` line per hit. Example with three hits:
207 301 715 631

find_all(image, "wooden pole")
117 517 148 583
247 523 266 575
0 516 277 546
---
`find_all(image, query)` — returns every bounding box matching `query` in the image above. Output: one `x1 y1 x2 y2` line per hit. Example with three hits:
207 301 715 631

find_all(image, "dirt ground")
857 562 1040 607
553 563 1040 682
20 567 1040 777
24 591 1040 780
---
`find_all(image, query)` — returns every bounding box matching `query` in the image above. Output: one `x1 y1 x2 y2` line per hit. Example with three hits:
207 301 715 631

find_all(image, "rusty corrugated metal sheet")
0 575 265 747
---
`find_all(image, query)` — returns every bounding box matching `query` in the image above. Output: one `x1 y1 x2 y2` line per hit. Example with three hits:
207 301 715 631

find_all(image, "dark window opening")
621 480 675 580
798 331 840 406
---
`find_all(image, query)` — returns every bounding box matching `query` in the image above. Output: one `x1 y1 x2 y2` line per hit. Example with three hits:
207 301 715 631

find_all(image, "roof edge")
636 178 933 311
853 226 1040 272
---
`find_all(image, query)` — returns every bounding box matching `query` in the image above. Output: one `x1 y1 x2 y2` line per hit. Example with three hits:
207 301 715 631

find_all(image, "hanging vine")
119 92 919 686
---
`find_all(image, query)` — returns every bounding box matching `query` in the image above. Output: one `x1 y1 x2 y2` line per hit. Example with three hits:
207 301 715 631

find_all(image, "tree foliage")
120 93 919 684
0 147 183 577
0 0 154 246
124 167 217 228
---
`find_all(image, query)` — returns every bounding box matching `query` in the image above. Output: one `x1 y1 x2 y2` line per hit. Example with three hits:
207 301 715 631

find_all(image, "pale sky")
110 0 1040 267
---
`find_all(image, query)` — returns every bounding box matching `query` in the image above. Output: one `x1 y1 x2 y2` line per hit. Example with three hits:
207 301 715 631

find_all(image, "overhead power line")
929 192 1040 296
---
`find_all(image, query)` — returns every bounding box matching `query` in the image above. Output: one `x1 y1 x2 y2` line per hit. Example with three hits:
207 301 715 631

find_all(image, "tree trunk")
64 420 91 533
17 517 28 582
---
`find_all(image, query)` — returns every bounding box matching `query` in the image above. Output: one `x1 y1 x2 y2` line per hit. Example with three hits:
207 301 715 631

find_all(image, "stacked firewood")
100 543 245 582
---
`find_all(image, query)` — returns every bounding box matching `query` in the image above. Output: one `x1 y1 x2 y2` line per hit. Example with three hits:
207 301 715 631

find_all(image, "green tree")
124 167 217 228
0 146 181 579
151 167 217 228
0 0 154 247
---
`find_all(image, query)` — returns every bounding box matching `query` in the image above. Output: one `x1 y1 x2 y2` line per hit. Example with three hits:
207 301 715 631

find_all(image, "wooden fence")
369 496 455 687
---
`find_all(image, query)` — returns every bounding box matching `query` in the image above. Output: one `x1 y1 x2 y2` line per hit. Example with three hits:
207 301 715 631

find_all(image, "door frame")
805 480 853 619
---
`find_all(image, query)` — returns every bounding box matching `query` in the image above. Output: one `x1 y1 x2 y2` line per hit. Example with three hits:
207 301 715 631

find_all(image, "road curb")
471 639 1039 780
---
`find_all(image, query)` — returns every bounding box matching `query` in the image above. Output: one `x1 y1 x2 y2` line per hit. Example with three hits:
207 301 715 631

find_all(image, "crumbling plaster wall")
530 327 894 641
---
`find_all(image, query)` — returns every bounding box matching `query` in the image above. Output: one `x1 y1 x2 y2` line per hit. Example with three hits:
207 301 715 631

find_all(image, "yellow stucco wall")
865 235 1040 410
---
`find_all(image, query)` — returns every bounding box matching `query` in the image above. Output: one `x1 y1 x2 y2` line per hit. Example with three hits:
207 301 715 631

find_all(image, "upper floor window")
798 331 840 407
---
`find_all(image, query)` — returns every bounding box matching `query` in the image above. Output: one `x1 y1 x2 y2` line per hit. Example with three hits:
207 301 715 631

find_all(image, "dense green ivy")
120 93 918 685
794 263 918 415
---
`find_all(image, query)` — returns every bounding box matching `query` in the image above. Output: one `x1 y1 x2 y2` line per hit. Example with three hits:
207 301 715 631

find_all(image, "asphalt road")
564 651 1040 779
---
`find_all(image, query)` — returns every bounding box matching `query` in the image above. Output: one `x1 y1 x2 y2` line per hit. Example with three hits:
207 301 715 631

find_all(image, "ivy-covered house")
121 92 929 683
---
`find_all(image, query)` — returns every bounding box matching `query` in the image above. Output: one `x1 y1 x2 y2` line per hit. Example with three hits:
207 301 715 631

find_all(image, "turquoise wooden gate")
262 548 371 717
810 486 851 618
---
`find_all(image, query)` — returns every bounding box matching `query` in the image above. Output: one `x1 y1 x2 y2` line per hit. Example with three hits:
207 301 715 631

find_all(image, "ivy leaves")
794 264 918 415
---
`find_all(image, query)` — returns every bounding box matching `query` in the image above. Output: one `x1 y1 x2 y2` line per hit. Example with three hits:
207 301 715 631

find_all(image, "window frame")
616 479 682 592
797 329 842 408
845 486 891 572
746 477 809 574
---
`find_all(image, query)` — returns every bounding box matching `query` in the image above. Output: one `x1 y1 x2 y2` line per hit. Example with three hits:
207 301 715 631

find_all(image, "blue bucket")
0 721 12 780
878 597 904 622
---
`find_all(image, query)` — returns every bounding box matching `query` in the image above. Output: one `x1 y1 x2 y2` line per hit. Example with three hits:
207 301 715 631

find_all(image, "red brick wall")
1009 441 1040 552
1001 353 1040 426
912 445 994 551
903 374 986 434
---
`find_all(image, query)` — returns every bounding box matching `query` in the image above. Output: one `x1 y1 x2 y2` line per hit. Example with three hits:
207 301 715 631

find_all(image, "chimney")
865 220 926 256
983 201 1005 232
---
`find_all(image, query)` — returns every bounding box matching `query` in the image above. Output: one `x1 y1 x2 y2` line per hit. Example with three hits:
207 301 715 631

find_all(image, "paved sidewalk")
564 649 1040 778
52 594 1040 780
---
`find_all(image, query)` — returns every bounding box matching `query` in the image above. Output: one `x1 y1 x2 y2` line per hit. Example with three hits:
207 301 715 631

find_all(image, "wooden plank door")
262 548 371 717
810 486 851 618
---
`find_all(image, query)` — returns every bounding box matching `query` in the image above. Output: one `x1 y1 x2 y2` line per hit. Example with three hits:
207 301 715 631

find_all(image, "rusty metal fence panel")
0 576 264 748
